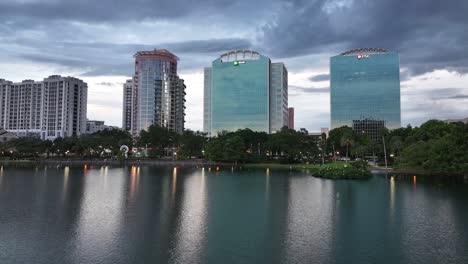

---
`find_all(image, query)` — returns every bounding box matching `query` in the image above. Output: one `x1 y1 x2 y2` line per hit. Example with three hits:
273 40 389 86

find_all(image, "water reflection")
390 175 396 216
1 167 468 264
0 166 3 188
171 168 208 263
61 166 70 204
73 166 126 263
283 175 334 263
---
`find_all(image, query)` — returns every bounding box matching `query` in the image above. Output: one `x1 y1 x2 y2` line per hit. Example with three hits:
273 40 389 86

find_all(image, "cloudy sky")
1 0 467 131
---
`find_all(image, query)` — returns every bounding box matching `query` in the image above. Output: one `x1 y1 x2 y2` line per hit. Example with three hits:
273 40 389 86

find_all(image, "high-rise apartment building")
203 50 288 136
0 75 87 140
122 79 133 131
330 48 400 140
123 49 186 134
288 107 294 129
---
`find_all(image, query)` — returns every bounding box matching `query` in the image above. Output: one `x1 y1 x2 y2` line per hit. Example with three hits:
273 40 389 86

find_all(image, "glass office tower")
330 48 401 138
128 49 186 135
204 50 288 136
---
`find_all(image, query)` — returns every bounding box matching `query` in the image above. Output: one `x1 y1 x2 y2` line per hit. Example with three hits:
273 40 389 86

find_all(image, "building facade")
124 49 186 134
204 50 288 136
444 118 468 124
122 79 133 131
0 129 18 143
330 48 401 140
0 76 87 140
85 120 119 134
288 107 294 129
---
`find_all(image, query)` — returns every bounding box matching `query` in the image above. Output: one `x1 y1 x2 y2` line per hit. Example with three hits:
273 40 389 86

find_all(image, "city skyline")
0 0 467 132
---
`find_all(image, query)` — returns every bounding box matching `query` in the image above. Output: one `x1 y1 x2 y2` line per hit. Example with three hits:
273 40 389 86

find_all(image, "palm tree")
340 133 354 165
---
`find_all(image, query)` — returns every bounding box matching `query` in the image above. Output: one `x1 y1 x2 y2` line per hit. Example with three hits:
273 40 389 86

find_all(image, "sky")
0 0 467 132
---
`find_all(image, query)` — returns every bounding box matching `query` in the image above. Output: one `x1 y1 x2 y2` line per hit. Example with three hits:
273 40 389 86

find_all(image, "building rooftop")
134 49 179 61
340 48 389 56
220 50 261 62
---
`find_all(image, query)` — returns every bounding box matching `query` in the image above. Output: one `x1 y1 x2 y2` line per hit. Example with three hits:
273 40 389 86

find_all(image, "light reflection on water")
0 166 467 264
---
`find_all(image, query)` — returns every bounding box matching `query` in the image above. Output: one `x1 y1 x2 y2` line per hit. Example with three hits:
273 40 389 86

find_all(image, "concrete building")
288 107 294 129
85 120 119 134
122 79 133 131
124 49 186 134
204 50 288 136
320 127 329 138
0 76 87 140
331 48 400 141
0 129 18 143
444 118 468 124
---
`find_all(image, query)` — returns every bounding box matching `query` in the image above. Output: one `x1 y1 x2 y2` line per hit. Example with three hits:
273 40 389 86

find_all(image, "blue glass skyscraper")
330 48 401 139
204 50 288 136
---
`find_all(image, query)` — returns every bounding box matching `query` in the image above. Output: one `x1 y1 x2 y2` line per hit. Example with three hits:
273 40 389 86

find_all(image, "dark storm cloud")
13 38 252 76
290 85 329 95
261 0 468 77
2 0 467 78
0 0 235 22
441 94 468 100
309 74 330 82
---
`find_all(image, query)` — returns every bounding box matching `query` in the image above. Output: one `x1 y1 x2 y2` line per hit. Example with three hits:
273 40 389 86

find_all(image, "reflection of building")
204 50 288 136
288 107 294 129
352 119 385 142
125 49 186 135
444 118 468 124
330 48 400 131
0 76 87 140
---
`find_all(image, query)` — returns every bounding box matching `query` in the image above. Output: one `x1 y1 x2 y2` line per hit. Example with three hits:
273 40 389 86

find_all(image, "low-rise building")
0 130 18 143
85 120 119 134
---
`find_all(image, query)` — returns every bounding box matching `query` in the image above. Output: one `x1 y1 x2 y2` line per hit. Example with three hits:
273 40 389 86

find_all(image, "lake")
0 164 467 263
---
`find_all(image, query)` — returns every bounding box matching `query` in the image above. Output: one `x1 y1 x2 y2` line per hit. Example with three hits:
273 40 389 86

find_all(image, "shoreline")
1 159 466 178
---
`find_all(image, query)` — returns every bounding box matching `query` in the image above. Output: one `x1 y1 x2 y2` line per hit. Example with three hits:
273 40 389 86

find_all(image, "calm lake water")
0 165 467 264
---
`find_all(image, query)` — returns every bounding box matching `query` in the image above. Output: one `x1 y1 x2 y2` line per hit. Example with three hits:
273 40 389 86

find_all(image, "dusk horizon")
1 0 467 131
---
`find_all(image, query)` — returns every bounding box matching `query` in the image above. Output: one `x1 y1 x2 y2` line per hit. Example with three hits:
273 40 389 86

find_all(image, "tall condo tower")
123 49 186 135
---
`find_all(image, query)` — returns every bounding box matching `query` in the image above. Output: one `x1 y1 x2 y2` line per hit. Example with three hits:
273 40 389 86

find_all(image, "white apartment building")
0 75 87 140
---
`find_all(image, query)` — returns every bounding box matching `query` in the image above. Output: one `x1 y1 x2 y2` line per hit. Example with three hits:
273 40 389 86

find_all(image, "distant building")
122 79 133 131
444 118 468 124
0 76 87 140
0 130 18 143
330 48 400 141
320 127 329 138
124 49 186 135
352 119 385 142
288 107 294 129
85 120 119 134
204 50 288 136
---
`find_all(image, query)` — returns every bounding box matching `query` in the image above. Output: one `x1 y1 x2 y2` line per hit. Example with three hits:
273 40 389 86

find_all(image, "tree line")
1 120 467 173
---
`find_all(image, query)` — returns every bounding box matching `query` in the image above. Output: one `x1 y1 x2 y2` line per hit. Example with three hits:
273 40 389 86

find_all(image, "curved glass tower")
204 50 288 136
128 49 185 134
330 48 401 139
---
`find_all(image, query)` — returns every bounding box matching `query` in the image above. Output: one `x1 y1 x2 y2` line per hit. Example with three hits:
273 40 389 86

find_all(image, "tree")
223 136 245 163
178 130 206 159
340 132 354 164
